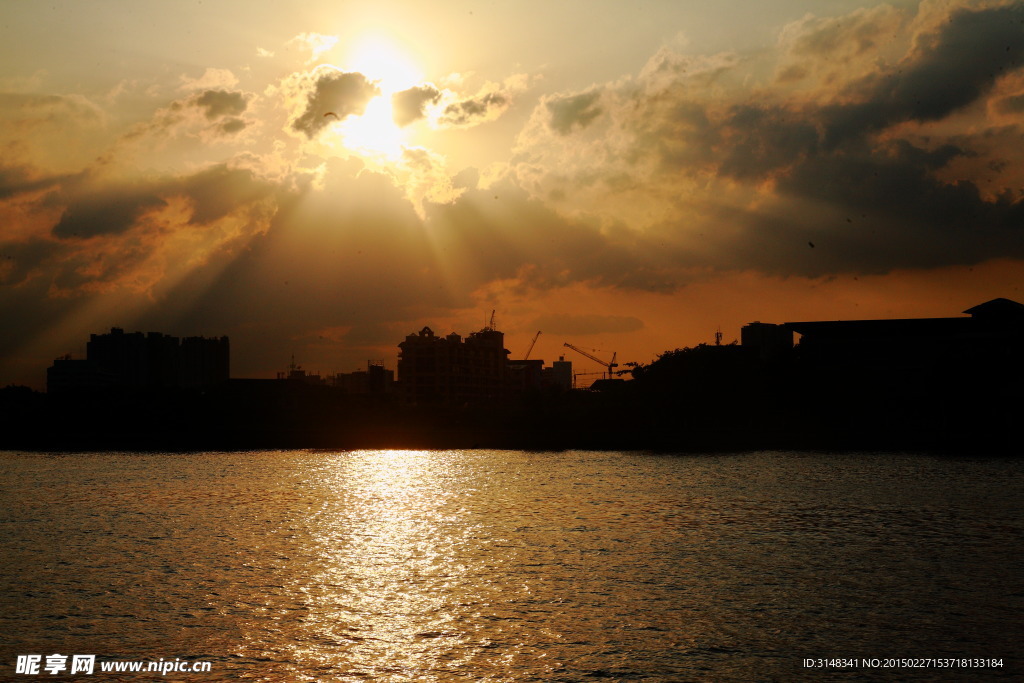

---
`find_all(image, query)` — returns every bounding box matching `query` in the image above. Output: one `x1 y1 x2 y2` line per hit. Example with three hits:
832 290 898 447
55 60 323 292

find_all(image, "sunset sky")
2 0 1023 388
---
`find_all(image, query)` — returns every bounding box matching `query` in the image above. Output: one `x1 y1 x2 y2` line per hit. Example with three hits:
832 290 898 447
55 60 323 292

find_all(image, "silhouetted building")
86 328 155 388
544 356 573 392
366 361 395 394
508 359 545 393
46 357 116 394
332 361 395 395
277 357 324 385
180 335 230 388
47 327 229 393
784 298 1024 371
398 325 510 405
741 322 794 362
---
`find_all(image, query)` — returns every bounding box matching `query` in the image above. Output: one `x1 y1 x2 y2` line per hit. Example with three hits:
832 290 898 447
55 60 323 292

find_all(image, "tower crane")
524 331 541 360
563 342 617 380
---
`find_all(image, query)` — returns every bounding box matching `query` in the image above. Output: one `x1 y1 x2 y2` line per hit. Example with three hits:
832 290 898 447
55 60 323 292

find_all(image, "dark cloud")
516 2 1024 281
176 164 274 225
217 117 247 135
709 131 1024 278
52 186 167 239
193 90 248 120
717 104 819 179
821 5 1024 147
0 164 70 199
995 91 1024 114
709 8 1024 275
720 5 1024 175
392 85 441 126
47 164 274 240
439 92 509 127
291 69 380 138
531 313 644 335
765 142 1024 270
0 238 63 287
546 91 602 134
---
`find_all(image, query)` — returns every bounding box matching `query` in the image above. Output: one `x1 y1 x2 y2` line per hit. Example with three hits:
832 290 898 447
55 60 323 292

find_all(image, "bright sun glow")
329 36 424 160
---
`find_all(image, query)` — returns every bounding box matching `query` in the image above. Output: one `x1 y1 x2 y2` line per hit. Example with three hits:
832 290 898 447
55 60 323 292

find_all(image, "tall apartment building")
397 326 510 405
47 327 229 393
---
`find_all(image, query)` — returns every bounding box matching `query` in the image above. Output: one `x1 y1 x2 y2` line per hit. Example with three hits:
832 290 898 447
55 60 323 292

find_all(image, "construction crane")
572 370 606 389
524 331 541 360
563 342 617 380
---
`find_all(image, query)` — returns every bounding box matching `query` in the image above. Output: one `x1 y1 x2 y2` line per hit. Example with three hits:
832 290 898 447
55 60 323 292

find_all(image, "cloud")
0 164 71 199
0 93 104 147
775 5 906 87
636 48 739 90
286 33 339 63
546 91 603 134
193 90 248 120
113 89 253 148
217 117 247 135
43 162 273 244
175 164 275 225
819 4 1024 147
0 93 102 118
995 90 1024 114
289 67 380 138
439 92 509 127
52 185 168 239
0 238 63 287
179 68 239 91
392 84 441 126
512 1 1024 280
393 73 530 129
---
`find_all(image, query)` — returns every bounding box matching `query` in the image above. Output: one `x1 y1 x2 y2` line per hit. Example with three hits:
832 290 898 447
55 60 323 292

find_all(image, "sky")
2 0 1023 388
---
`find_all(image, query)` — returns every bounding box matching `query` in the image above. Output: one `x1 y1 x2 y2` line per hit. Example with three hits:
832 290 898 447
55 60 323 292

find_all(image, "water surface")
1 450 1020 681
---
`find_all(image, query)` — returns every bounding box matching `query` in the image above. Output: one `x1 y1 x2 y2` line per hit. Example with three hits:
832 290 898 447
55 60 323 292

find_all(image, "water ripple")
1 450 1021 681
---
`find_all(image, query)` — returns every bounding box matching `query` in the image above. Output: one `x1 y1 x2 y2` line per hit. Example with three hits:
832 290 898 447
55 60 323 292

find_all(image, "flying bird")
324 112 340 120
808 241 815 248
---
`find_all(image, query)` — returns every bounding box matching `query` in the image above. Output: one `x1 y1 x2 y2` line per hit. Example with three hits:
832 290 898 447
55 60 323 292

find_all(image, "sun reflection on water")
300 449 487 678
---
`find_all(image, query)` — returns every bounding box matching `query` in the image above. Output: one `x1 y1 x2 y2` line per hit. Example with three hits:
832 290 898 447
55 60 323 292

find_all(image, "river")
1 449 1020 681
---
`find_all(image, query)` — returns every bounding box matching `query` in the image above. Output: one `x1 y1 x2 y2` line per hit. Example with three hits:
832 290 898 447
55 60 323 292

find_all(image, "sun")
346 36 423 95
327 36 424 160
